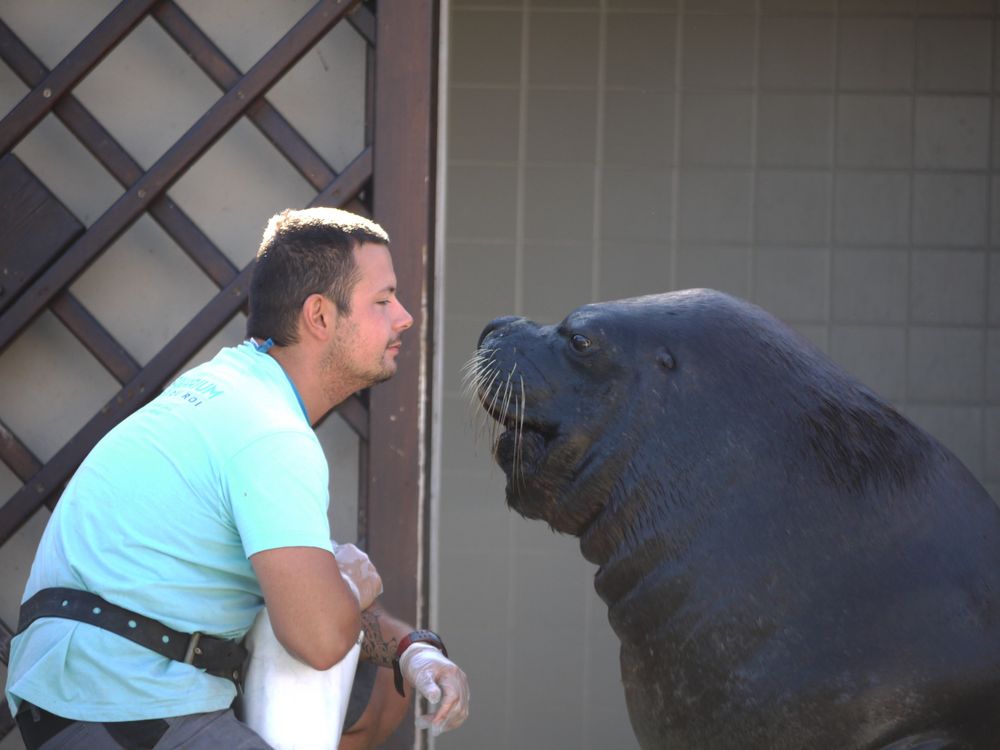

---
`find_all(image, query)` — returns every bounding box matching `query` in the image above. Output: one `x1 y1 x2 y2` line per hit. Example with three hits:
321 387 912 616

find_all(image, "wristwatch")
392 629 448 696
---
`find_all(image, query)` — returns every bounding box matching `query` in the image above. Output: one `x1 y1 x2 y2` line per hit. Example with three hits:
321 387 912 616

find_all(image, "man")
5 207 469 748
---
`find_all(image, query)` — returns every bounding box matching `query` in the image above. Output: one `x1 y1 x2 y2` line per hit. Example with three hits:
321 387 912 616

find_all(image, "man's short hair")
246 207 390 346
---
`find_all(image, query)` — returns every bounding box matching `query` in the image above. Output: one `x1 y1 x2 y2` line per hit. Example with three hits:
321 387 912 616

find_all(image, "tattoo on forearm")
360 608 399 667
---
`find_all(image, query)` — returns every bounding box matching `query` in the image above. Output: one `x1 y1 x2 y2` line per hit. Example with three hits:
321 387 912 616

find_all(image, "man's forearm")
359 604 407 667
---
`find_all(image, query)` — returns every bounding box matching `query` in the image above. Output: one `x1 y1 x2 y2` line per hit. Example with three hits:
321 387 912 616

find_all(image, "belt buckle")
183 631 203 664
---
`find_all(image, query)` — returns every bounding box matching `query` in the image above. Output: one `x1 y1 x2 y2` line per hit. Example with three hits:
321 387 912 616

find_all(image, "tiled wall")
437 1 1000 748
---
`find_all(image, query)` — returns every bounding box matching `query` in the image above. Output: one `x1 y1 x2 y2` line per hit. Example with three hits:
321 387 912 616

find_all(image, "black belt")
18 587 247 684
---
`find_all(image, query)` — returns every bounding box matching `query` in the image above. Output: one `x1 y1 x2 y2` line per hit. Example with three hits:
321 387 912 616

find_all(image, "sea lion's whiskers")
514 373 527 487
461 349 493 391
472 364 502 444
462 356 499 441
492 364 521 457
500 363 518 427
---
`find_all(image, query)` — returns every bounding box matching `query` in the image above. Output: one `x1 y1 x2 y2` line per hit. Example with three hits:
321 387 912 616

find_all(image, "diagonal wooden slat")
0 419 58 513
153 1 336 192
0 0 362 357
1 618 12 664
0 619 12 736
312 145 371 208
0 153 138 395
0 20 238 289
49 293 140 384
323 393 368 441
0 159 373 547
0 0 161 155
0 701 11 740
347 3 376 47
0 418 41 482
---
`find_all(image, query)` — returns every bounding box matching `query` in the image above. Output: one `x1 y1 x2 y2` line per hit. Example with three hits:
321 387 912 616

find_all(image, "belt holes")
92 607 101 615
61 600 68 607
128 620 137 629
162 635 170 644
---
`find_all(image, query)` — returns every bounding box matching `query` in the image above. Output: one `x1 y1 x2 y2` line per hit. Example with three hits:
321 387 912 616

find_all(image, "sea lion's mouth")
463 344 559 480
487 403 556 478
494 427 547 476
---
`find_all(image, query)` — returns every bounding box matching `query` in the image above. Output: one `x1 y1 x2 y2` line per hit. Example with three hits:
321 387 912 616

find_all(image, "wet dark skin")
474 289 1000 750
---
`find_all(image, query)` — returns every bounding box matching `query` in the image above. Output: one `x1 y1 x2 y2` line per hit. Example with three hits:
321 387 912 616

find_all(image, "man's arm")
251 546 370 670
358 604 401 667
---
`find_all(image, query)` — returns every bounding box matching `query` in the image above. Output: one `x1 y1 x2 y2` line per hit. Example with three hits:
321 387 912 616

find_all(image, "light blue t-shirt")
5 342 334 721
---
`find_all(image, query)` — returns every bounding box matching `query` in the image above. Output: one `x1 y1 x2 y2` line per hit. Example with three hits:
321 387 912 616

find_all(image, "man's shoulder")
159 345 300 423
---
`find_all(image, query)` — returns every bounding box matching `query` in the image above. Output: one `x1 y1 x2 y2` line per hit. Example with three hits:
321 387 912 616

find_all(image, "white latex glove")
399 643 470 736
333 543 383 610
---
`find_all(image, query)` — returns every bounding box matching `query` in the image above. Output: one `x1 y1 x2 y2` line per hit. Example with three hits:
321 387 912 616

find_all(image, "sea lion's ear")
656 348 675 370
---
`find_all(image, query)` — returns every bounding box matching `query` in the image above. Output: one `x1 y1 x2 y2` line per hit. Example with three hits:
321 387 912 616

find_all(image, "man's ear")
300 293 336 342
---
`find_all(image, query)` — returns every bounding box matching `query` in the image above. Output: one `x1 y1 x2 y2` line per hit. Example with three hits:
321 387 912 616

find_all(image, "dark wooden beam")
312 146 372 208
1 617 11 665
49 293 140 384
152 1 336 192
369 2 439 747
0 0 160 154
0 702 12 742
319 394 368 442
0 20 237 288
347 3 376 46
0 418 41 482
0 618 12 739
0 154 83 313
0 0 362 356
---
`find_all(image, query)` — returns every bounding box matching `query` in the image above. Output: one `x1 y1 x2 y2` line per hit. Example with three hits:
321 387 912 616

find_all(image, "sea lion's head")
469 289 928 557
468 292 697 540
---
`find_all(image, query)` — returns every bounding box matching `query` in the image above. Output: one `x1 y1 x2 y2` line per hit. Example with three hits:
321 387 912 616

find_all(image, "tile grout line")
592 1 607 305
828 3 841 355
748 0 761 303
670 0 684 290
903 4 918 415
982 6 995 485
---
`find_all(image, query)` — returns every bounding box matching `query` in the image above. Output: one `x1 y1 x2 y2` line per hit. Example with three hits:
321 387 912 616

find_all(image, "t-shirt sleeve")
223 431 334 558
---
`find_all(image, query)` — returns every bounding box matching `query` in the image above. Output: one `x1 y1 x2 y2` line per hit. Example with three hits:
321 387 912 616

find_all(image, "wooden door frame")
368 2 439 747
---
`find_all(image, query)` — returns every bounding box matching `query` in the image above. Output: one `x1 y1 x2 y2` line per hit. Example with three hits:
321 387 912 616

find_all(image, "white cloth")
241 609 362 750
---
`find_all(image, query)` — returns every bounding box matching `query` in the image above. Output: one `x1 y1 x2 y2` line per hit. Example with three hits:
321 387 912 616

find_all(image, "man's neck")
261 342 355 426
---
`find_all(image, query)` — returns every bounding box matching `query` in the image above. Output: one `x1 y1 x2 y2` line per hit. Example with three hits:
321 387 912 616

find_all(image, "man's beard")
321 336 396 398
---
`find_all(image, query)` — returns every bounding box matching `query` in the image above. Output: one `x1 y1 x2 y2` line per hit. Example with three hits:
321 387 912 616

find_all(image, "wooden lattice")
0 2 437 746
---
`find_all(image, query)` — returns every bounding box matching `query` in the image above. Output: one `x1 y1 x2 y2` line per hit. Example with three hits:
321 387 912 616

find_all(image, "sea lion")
468 289 1000 750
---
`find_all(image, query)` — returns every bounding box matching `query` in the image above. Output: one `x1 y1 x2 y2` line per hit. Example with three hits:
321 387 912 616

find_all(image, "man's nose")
395 301 414 331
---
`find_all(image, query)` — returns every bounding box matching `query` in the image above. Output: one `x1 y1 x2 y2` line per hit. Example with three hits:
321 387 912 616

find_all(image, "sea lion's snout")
477 315 523 348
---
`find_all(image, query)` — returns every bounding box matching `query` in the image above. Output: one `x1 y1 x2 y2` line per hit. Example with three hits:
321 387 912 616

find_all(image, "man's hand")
399 643 470 736
333 543 383 610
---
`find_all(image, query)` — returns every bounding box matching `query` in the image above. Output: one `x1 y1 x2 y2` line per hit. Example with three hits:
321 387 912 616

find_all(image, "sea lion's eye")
570 334 592 352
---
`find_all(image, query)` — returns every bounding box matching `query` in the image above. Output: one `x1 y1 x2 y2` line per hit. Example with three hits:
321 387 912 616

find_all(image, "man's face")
324 242 413 391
